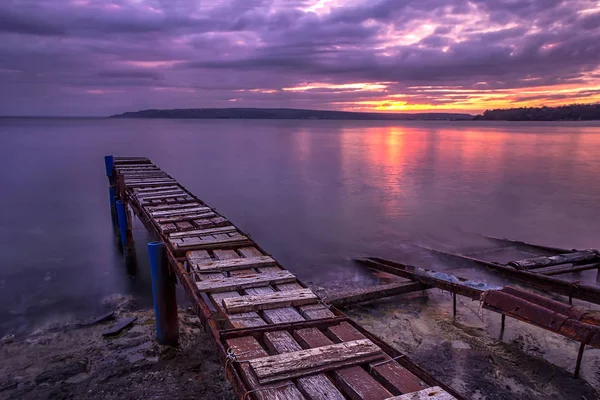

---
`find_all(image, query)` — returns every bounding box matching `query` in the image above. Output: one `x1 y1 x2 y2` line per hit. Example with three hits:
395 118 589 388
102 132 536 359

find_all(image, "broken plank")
102 317 138 337
249 339 384 384
158 223 177 234
190 255 277 273
222 289 318 314
387 387 456 400
328 322 427 395
195 270 297 293
169 225 237 238
293 327 393 399
175 221 194 230
209 249 267 328
263 331 346 400
226 336 305 399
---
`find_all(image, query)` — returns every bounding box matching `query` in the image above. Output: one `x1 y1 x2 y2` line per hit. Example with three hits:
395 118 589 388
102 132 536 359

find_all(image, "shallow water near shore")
1 118 600 397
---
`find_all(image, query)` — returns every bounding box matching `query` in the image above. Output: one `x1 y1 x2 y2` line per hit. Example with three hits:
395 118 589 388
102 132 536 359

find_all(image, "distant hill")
474 103 600 121
110 108 472 121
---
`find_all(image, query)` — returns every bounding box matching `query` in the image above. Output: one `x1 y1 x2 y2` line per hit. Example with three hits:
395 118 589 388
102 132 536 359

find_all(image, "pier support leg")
109 186 118 228
574 342 586 378
148 242 179 346
452 293 457 317
104 155 114 182
500 314 506 340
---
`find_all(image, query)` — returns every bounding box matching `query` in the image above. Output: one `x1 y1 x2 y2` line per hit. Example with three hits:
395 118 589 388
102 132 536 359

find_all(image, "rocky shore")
0 299 234 400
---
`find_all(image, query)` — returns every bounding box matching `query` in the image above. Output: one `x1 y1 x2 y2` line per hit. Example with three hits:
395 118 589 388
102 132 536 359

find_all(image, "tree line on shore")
474 103 600 121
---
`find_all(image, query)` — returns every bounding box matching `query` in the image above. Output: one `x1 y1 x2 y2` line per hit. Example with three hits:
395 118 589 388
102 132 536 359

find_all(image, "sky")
1 0 600 116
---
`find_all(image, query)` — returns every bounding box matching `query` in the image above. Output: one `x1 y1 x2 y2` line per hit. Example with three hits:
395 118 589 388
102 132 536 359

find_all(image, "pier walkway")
105 156 461 400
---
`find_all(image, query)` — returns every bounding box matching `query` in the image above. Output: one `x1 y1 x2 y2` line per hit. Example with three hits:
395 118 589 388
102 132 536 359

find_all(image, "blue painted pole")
104 155 114 178
116 200 129 248
148 241 179 346
109 186 117 209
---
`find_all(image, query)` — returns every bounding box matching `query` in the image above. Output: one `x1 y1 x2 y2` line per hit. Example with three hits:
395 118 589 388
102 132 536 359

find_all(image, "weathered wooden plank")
133 185 180 193
189 255 276 273
126 179 176 185
387 387 456 400
209 249 266 328
249 339 384 384
137 191 188 201
245 286 306 324
328 322 427 395
135 191 182 198
169 225 237 238
171 234 252 250
226 336 305 399
222 289 319 314
155 212 217 224
126 181 178 188
263 331 346 400
102 317 138 337
174 221 194 230
146 202 204 212
294 327 393 400
195 270 297 293
234 247 307 323
150 206 211 217
298 303 337 320
158 223 177 234
186 249 213 262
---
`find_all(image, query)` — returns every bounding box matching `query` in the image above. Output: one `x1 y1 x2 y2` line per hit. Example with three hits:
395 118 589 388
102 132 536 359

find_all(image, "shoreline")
0 301 234 400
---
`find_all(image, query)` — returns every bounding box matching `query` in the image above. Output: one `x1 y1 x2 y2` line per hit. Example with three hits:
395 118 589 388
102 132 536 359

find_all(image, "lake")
1 118 600 336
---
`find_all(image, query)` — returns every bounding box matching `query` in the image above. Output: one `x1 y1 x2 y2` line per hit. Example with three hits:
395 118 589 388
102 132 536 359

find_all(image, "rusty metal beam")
324 282 428 308
481 235 572 254
418 246 600 306
508 250 600 270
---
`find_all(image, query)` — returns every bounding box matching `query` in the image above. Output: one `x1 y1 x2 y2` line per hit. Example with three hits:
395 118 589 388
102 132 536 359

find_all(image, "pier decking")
106 156 462 400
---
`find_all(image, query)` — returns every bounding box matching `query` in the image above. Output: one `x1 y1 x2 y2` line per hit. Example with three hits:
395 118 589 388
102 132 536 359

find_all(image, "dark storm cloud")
0 0 599 115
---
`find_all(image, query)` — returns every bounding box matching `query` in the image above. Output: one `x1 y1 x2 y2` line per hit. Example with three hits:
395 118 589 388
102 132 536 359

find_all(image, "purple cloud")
0 0 599 115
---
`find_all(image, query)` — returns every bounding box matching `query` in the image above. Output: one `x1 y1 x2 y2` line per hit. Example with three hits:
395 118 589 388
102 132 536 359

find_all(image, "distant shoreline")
109 107 473 121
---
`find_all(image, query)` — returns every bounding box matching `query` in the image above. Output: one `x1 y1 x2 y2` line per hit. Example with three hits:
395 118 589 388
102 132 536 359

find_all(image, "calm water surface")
1 118 599 336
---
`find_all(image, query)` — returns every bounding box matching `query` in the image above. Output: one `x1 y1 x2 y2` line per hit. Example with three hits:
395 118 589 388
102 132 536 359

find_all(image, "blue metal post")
104 155 114 178
148 241 179 345
109 186 117 209
116 200 129 248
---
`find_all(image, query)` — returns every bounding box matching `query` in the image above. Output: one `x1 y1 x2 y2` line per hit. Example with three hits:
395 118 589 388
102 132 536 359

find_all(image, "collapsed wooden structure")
104 156 462 400
420 241 600 306
354 253 600 378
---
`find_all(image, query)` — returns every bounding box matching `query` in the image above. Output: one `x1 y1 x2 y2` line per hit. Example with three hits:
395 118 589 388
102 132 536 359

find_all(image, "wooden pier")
104 156 462 400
